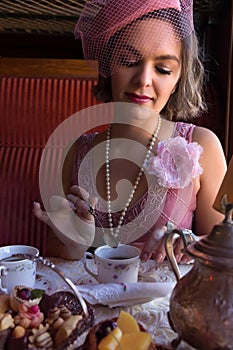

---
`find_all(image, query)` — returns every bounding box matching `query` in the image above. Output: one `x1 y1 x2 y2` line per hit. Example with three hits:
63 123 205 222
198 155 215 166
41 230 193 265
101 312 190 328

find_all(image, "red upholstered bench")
0 58 99 255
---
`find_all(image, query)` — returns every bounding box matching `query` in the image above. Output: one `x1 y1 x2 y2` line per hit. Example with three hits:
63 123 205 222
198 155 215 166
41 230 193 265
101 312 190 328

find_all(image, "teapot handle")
165 227 197 281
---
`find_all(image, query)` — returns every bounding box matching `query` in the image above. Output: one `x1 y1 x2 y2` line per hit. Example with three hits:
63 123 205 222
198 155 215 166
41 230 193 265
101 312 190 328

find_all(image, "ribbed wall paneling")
0 76 102 255
0 76 99 146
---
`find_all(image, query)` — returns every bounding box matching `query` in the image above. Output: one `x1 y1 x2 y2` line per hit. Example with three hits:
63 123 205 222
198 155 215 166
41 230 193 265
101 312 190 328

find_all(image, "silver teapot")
165 198 233 350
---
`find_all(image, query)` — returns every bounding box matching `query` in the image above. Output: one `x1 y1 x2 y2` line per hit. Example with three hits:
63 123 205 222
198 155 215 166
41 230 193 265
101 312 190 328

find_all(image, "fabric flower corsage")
145 136 203 189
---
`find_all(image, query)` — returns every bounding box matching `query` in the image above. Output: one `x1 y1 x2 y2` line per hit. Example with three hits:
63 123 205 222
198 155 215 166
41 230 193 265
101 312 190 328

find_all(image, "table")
35 257 196 349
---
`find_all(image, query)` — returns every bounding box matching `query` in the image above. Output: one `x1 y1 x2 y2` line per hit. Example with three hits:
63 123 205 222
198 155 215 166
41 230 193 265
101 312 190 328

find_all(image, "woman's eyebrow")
155 55 180 64
119 45 180 63
120 44 141 57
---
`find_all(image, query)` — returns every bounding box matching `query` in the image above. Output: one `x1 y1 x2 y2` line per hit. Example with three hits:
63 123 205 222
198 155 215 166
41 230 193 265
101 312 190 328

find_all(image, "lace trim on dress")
72 122 198 245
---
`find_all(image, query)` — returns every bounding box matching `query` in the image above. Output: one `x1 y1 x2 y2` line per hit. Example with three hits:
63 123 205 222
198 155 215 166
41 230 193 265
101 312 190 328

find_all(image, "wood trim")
225 1 233 161
0 58 97 78
213 155 233 212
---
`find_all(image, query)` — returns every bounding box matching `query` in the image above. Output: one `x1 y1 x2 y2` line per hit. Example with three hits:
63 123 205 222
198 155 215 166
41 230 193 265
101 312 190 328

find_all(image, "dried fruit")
96 320 118 342
16 288 44 301
98 327 122 350
17 288 31 301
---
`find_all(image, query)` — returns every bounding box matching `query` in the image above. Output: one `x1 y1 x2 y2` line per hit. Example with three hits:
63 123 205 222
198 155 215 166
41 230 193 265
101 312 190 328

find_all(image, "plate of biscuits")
0 288 94 350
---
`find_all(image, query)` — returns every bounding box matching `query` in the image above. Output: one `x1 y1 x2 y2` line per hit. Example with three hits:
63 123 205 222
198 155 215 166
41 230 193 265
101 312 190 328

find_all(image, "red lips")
125 92 152 104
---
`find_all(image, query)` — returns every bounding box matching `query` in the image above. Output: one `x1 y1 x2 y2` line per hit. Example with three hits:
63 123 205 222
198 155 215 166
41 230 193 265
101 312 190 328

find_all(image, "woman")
34 0 226 261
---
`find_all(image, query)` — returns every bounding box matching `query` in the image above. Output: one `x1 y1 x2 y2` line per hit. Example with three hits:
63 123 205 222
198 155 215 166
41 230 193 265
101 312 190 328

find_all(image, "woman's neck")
112 103 161 137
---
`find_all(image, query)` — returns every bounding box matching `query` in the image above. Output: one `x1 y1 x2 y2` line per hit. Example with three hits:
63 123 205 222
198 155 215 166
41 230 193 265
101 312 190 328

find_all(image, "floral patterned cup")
0 245 39 293
84 244 141 283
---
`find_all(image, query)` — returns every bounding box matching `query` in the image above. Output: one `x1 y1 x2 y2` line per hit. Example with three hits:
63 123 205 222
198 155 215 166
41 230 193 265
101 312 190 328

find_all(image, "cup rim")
0 245 39 264
0 244 39 251
94 244 141 262
0 257 34 265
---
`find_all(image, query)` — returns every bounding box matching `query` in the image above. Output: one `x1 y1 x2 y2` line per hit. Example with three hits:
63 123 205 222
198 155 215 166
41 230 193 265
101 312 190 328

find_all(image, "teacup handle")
165 228 197 282
84 252 98 281
0 266 8 293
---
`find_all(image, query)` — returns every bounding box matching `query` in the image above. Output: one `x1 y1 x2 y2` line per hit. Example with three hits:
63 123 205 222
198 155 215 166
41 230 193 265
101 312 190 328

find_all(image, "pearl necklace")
105 116 162 240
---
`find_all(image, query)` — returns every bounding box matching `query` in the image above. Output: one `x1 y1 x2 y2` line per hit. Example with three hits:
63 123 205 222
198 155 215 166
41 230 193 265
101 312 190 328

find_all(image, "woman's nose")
133 64 153 87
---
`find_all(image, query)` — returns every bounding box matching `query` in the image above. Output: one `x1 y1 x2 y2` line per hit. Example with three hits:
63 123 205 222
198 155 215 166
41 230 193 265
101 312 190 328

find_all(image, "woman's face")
110 19 182 114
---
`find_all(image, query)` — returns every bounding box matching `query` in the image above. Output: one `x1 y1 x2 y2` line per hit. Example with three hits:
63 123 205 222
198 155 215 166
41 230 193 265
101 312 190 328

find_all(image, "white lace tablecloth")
35 258 196 349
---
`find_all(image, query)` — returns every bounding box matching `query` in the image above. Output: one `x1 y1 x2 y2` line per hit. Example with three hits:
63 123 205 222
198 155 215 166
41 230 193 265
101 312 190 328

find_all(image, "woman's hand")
33 185 98 259
66 185 98 223
132 226 191 263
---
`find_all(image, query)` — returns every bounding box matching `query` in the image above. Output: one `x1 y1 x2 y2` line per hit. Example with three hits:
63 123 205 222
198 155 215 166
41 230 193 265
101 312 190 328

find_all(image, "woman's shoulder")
192 125 223 147
191 126 226 171
175 122 221 146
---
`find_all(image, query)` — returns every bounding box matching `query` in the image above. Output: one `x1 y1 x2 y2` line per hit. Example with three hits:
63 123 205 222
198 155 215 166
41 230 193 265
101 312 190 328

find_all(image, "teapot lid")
188 196 233 262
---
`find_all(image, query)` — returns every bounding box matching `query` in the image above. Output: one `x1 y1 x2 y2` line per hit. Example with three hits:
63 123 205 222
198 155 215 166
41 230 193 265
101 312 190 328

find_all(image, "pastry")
82 310 175 350
10 286 44 312
0 313 14 332
0 290 94 350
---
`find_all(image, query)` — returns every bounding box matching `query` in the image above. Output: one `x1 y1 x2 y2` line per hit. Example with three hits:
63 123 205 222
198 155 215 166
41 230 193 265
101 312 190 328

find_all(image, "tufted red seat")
0 59 99 255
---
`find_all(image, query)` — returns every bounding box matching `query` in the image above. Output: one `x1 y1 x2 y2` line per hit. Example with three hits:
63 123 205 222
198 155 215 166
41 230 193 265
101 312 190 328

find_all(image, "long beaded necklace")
105 116 162 242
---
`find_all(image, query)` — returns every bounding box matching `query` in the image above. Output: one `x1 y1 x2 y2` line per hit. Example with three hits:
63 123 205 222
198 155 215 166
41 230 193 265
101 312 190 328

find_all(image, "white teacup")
0 245 39 293
84 244 141 283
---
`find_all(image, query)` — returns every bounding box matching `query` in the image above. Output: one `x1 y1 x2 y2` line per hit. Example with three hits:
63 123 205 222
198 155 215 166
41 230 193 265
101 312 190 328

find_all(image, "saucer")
35 272 58 294
35 264 69 294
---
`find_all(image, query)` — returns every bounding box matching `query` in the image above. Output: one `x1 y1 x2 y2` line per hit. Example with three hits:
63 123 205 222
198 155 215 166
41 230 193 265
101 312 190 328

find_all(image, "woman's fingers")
151 239 167 262
139 226 192 264
66 194 92 222
66 186 98 222
173 237 185 262
69 185 98 209
70 185 89 201
33 198 95 246
89 196 99 209
66 193 89 210
50 195 72 211
34 185 98 226
33 202 50 224
173 237 192 263
140 226 167 262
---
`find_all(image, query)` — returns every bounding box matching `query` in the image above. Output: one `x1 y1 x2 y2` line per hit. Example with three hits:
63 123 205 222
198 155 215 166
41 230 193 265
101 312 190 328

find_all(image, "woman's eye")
156 67 171 75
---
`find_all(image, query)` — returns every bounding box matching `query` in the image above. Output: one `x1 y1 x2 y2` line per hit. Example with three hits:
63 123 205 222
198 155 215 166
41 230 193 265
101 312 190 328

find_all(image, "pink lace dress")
71 122 200 247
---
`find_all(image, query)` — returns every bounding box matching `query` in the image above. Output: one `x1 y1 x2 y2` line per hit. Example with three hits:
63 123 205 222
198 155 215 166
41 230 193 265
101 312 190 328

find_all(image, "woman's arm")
192 126 227 235
33 194 96 260
33 140 97 260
